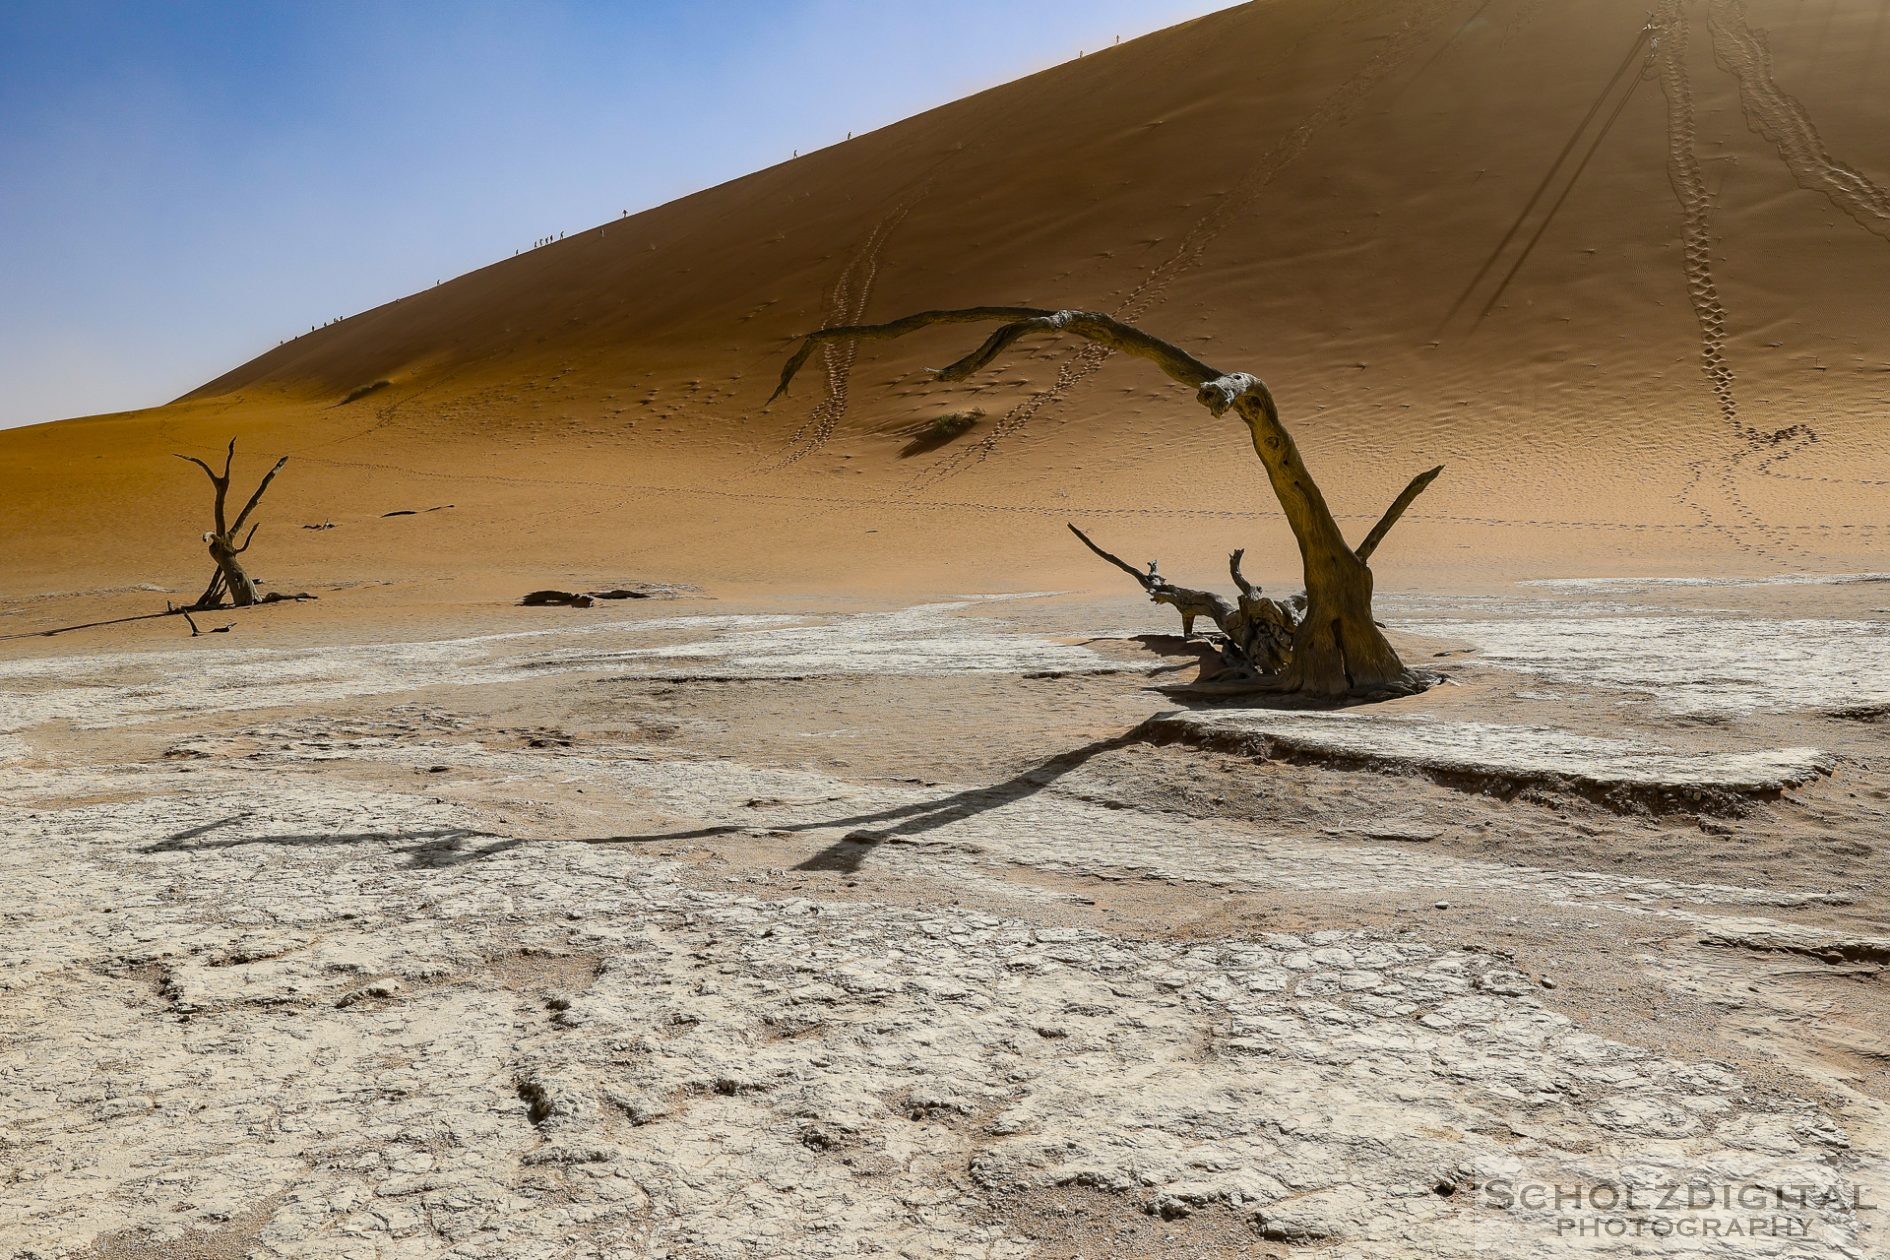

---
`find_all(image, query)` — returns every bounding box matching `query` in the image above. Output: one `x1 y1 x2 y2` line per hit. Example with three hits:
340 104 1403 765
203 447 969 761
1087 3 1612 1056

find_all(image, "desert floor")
3 574 1887 1259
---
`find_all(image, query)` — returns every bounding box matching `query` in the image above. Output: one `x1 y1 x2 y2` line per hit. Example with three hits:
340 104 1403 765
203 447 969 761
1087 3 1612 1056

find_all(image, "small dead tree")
1067 525 1299 677
174 440 288 609
771 308 1442 698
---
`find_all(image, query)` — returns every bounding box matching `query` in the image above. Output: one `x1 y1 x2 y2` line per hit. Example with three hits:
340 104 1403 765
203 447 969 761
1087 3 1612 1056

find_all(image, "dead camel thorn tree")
770 307 1443 699
173 439 289 609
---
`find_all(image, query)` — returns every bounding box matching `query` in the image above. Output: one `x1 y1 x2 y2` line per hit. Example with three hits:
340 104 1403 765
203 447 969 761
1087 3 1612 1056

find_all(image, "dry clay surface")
3 585 1889 1258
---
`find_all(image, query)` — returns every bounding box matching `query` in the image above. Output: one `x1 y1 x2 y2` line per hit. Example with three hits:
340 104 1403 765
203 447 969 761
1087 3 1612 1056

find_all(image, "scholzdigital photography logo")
1482 1179 1871 1240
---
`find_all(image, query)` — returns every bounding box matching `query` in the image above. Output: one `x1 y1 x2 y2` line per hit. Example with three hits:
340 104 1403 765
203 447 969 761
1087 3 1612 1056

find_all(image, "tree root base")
1160 668 1442 709
185 591 317 613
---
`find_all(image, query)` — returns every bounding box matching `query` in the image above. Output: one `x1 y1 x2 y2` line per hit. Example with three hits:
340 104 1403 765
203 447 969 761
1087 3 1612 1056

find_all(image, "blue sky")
0 1 1234 430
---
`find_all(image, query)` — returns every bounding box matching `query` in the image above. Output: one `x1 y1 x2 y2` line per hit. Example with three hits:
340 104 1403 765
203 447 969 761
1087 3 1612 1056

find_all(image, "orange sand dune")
5 0 1889 612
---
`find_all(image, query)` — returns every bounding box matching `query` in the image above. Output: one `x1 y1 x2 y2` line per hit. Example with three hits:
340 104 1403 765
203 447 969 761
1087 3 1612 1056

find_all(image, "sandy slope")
5 0 1890 609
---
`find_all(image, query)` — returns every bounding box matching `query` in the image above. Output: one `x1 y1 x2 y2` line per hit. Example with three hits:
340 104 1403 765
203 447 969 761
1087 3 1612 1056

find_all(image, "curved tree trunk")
771 308 1442 699
1206 374 1409 695
207 537 262 607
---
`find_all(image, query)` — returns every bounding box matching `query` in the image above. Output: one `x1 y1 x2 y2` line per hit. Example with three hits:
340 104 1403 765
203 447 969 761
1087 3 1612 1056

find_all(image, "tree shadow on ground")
0 608 186 641
779 727 1149 873
141 820 532 868
139 726 1157 875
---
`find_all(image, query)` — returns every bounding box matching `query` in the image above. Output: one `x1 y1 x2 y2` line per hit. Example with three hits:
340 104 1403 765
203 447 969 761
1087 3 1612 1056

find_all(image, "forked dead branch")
174 439 290 609
772 308 1442 698
1066 524 1298 678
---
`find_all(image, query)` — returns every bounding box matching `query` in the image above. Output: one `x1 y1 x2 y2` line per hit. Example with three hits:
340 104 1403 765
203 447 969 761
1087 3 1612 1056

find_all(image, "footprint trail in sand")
1653 0 1815 564
767 191 926 470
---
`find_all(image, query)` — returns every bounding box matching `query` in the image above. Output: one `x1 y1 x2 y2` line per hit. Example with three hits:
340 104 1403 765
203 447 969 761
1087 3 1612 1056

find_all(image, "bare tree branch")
173 453 222 484
175 451 232 536
1068 523 1233 639
770 307 1220 405
229 456 289 536
1068 523 1156 590
770 306 1053 403
1354 465 1444 563
1229 548 1259 601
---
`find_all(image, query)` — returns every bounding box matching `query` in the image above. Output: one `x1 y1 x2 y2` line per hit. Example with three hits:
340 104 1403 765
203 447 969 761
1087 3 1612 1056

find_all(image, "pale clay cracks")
0 594 1881 1258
